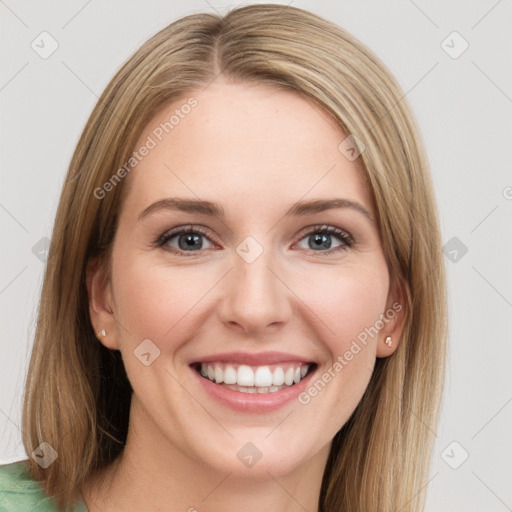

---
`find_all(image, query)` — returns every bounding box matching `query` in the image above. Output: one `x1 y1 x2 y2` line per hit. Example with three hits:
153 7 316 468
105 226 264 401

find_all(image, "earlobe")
376 279 407 358
86 257 118 350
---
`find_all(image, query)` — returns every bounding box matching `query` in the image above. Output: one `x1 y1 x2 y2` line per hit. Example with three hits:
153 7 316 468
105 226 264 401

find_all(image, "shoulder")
0 460 56 511
0 460 88 512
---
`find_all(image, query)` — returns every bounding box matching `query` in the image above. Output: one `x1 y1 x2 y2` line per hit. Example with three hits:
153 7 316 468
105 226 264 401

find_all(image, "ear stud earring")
97 329 107 340
385 336 392 347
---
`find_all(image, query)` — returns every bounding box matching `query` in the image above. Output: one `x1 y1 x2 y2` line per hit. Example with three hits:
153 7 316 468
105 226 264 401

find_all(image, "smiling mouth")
191 362 317 394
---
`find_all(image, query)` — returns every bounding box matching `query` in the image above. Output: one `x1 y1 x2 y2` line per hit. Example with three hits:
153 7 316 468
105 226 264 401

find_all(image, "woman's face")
89 80 403 478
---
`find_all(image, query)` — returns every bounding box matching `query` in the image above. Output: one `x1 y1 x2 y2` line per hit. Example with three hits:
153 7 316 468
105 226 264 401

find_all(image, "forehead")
121 81 372 217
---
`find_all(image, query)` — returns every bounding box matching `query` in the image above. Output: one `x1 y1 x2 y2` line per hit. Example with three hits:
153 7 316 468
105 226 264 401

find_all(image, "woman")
0 4 447 511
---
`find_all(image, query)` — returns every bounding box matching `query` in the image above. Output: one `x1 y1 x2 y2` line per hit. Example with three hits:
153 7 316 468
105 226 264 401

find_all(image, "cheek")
111 250 215 345
301 261 389 351
293 267 388 427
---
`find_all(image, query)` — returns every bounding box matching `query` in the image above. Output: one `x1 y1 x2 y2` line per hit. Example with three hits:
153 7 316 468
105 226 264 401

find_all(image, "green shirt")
0 461 88 512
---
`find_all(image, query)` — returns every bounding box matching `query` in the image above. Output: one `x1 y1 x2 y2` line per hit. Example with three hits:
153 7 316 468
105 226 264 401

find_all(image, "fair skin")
84 79 404 512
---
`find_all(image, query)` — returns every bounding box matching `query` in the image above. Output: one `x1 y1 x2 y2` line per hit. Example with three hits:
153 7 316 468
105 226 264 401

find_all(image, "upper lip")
190 351 315 366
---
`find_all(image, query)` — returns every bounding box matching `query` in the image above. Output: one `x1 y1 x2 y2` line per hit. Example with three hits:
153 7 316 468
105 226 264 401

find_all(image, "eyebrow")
138 197 373 222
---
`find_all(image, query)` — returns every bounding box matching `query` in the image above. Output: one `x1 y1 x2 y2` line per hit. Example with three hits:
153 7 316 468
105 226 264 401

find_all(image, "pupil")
310 233 331 250
179 234 201 250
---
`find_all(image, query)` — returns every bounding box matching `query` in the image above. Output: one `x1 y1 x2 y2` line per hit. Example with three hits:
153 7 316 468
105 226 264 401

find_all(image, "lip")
190 357 317 413
189 351 314 366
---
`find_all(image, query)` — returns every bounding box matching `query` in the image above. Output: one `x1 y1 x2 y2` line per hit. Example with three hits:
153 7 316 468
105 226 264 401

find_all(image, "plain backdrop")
1 1 511 511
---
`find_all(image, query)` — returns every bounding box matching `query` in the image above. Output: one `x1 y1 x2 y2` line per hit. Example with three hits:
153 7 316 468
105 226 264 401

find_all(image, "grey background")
1 1 511 510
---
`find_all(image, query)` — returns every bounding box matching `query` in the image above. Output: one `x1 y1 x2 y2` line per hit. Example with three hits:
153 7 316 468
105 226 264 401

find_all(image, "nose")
217 246 293 335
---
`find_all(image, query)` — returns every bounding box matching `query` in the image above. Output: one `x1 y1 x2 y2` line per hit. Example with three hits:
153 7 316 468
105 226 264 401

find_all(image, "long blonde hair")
22 4 447 510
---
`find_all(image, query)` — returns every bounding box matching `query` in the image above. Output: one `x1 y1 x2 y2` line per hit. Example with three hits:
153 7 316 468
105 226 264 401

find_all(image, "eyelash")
155 224 354 257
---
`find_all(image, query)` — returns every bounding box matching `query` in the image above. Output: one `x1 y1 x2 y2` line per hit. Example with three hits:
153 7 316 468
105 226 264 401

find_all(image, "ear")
376 277 407 358
86 257 119 350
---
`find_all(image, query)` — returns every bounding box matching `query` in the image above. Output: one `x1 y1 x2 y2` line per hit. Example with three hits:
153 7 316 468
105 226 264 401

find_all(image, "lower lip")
191 366 316 413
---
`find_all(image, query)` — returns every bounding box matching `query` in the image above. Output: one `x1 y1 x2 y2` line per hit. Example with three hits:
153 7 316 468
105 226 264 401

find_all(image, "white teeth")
272 367 285 386
214 365 224 384
284 367 295 386
198 362 311 392
237 365 254 386
224 365 237 384
254 366 273 387
223 383 293 393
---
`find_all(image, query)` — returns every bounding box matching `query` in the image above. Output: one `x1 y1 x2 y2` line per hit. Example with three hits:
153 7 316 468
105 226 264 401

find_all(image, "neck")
82 401 330 511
